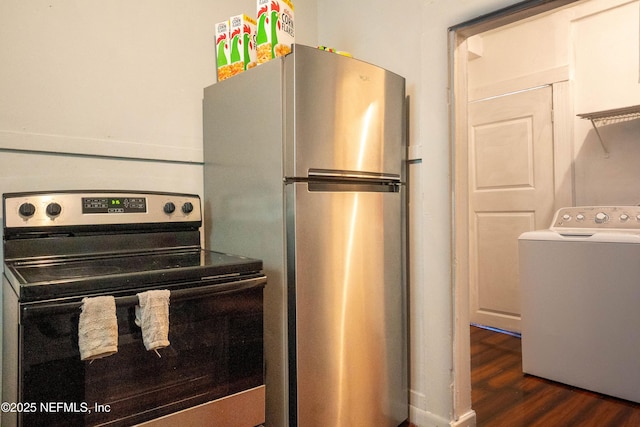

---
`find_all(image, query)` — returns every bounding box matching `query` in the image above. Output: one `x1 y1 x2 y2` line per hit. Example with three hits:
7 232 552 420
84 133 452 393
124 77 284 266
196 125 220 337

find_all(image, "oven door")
13 276 265 427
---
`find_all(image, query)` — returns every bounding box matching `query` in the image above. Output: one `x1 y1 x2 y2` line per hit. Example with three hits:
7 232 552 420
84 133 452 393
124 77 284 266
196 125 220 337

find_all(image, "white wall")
1 2 206 162
0 0 318 160
467 10 572 97
467 0 640 208
573 0 640 205
0 0 552 426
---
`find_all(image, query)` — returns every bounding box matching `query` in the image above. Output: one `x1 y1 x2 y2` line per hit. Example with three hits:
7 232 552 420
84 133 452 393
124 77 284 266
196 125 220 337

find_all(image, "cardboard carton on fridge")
256 0 295 64
229 14 257 77
215 20 232 81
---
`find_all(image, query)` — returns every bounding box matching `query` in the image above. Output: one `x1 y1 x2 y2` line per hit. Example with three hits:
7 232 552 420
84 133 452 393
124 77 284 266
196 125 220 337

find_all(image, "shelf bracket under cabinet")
577 105 640 158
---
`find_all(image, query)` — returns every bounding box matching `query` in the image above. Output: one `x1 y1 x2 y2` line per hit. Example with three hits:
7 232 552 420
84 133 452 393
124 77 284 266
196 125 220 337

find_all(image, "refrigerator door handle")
307 168 401 183
300 169 403 193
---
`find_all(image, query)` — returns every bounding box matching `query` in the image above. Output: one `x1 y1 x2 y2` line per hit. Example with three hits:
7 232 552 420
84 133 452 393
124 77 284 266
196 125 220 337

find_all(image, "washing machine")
519 206 640 403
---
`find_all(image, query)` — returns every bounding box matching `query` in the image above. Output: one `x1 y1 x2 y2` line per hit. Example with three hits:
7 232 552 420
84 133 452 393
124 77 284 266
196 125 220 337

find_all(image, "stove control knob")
595 212 608 224
46 202 62 217
182 202 194 214
19 202 36 218
163 202 176 214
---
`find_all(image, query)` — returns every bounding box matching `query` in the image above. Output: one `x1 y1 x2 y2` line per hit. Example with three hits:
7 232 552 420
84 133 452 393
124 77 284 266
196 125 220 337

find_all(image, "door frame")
448 0 580 422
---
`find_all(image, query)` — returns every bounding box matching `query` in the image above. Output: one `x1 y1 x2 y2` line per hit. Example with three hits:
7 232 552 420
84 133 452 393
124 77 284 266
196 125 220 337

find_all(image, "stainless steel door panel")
287 182 407 426
284 45 406 179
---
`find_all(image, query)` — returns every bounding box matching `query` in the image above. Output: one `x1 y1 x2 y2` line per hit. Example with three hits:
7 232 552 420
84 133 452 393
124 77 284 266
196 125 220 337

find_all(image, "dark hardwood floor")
471 325 640 426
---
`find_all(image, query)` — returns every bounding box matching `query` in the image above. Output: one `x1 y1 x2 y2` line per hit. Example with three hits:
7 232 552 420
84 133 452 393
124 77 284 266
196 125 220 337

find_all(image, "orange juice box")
256 0 295 64
229 14 257 77
215 20 232 81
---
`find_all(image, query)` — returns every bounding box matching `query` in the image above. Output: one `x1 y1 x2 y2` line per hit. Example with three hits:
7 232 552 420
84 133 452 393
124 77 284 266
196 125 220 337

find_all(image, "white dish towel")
78 296 118 361
135 289 170 353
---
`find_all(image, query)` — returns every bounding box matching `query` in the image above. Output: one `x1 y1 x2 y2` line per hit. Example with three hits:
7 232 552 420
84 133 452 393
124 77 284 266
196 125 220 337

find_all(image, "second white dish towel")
135 289 170 352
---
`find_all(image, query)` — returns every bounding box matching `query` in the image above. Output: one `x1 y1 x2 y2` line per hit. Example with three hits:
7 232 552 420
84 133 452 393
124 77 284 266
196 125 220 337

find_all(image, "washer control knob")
620 214 630 222
182 202 194 214
19 202 36 217
595 212 608 224
46 202 62 217
163 202 176 214
576 214 585 221
562 214 571 221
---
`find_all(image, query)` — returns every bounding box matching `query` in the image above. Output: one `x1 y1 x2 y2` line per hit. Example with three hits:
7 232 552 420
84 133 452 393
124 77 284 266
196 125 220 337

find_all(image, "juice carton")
215 20 231 81
229 14 257 77
256 0 295 64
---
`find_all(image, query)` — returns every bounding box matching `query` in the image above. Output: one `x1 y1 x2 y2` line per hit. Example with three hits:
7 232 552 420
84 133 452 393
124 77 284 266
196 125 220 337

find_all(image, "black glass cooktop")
5 250 263 302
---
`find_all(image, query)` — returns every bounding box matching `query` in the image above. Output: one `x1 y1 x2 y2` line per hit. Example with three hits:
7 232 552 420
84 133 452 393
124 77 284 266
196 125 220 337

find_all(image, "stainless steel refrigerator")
203 44 407 427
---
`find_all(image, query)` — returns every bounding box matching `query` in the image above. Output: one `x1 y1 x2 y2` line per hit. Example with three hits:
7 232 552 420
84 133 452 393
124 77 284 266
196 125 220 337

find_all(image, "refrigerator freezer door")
286 182 407 426
284 45 406 179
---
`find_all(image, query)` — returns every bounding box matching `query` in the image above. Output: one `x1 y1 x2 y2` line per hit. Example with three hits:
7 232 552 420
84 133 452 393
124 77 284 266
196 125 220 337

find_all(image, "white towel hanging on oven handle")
135 290 170 356
78 295 118 361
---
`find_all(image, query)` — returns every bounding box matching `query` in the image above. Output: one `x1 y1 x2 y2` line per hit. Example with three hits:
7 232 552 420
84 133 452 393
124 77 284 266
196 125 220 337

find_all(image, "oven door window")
19 282 264 427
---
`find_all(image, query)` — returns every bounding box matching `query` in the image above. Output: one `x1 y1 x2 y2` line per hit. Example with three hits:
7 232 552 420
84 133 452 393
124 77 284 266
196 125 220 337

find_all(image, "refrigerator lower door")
286 182 407 426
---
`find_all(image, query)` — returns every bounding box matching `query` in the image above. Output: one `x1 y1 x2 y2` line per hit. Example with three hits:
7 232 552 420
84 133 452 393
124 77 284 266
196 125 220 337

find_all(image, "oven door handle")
22 275 267 317
165 274 266 302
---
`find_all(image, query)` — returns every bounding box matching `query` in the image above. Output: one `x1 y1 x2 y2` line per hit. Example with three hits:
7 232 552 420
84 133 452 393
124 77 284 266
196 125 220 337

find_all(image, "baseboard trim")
451 409 476 427
409 405 476 427
409 405 450 426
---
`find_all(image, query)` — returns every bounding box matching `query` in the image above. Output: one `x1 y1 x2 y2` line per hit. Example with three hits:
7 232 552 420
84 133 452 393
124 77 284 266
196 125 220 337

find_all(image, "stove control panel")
550 206 640 231
82 196 147 214
3 191 202 228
